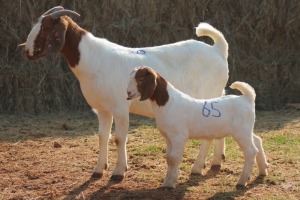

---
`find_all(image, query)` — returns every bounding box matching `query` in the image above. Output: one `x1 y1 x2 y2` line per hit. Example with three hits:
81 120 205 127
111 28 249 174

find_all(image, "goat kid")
19 7 229 181
127 66 268 188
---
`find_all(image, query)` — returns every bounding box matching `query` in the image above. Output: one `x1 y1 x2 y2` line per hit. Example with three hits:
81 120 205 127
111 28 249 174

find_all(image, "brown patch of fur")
136 67 169 106
28 17 55 60
115 138 119 146
60 16 87 68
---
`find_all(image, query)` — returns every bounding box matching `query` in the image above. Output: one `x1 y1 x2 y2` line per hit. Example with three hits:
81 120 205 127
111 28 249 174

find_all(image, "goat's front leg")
110 112 129 182
92 110 113 179
163 136 186 189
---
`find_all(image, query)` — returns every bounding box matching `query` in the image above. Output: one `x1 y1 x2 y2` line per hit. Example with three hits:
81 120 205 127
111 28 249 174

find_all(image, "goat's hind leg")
234 135 258 187
211 138 226 170
253 134 268 176
92 110 113 179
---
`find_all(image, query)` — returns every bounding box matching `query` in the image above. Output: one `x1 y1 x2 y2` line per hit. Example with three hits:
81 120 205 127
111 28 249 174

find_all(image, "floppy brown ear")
43 21 67 54
140 73 157 101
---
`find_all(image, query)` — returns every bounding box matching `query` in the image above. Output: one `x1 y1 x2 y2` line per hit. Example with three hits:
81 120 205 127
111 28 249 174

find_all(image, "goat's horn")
50 10 80 19
42 6 64 16
18 43 26 48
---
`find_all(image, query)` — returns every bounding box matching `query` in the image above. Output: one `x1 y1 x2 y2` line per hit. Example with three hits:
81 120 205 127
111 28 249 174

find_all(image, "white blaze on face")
25 19 42 56
127 69 140 99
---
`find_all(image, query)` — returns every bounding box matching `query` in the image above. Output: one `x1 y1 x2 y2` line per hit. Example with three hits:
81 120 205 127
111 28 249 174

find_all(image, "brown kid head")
127 66 157 101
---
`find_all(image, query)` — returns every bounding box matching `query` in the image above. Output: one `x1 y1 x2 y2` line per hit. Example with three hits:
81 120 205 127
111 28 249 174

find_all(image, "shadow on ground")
63 167 269 200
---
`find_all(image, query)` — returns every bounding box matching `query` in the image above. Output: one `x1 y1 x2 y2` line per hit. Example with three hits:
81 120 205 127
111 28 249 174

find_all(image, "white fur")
127 69 269 188
24 20 229 179
74 23 229 178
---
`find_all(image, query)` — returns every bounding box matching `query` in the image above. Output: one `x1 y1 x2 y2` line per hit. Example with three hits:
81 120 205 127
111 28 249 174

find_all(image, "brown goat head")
19 7 80 60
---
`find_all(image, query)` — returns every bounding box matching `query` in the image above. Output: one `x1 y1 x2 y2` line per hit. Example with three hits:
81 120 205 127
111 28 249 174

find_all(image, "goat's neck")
60 17 88 68
150 80 194 113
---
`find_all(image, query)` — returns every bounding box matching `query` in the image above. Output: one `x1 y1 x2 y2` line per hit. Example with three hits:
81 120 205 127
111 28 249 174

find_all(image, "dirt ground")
0 109 299 200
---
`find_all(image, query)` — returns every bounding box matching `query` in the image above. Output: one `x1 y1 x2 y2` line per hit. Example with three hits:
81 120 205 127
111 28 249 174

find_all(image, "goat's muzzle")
127 91 135 100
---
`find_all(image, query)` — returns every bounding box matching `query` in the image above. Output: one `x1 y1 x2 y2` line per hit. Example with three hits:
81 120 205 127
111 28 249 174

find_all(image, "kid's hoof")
222 154 226 160
110 175 124 182
91 172 103 179
236 184 246 190
211 165 221 171
161 186 175 190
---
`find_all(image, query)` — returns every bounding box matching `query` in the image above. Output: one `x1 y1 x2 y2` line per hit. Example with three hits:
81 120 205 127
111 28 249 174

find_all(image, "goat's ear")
140 73 157 101
43 21 67 54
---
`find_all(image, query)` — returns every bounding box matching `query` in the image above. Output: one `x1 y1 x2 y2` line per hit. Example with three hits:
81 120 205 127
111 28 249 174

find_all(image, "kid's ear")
140 73 156 101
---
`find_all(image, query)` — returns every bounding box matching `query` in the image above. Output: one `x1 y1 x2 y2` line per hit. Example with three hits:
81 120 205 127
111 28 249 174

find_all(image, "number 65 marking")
202 101 221 118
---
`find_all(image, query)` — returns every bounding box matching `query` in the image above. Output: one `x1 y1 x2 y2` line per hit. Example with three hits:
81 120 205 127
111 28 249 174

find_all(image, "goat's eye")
138 79 144 83
35 48 42 54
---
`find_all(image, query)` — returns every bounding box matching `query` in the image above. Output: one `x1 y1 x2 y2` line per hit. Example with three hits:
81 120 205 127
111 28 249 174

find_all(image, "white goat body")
20 7 229 181
127 67 268 188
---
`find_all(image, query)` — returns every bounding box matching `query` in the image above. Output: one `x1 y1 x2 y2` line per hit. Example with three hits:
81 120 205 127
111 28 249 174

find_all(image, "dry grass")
0 108 299 199
0 0 299 113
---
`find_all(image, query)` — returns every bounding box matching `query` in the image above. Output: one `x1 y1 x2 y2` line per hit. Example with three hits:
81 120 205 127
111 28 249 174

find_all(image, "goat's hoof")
211 165 221 171
191 172 202 176
222 154 226 161
91 172 103 179
110 175 124 182
161 186 175 190
259 168 268 176
236 184 246 190
258 173 268 177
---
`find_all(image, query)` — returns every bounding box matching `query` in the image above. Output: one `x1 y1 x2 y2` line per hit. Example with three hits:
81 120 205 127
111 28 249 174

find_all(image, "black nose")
127 91 131 96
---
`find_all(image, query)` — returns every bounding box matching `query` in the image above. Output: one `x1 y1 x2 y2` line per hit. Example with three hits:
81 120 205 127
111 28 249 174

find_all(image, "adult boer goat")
19 6 229 181
127 66 268 188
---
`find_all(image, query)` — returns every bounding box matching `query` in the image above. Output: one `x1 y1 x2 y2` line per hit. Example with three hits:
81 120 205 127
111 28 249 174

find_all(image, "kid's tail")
230 81 256 104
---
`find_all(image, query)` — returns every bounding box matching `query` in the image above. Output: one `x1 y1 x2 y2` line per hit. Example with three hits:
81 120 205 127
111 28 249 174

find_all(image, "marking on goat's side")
113 49 147 55
130 49 146 55
202 101 221 118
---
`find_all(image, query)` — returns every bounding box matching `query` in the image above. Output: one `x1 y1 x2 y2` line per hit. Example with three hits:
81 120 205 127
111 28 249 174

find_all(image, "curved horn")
50 10 80 19
18 43 26 48
42 6 64 16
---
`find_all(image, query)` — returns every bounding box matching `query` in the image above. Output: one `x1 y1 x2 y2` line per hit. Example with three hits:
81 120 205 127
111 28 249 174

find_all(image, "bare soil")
0 109 299 200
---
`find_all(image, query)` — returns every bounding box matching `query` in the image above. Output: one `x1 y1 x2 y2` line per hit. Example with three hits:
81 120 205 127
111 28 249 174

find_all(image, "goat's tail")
196 23 228 60
230 81 256 104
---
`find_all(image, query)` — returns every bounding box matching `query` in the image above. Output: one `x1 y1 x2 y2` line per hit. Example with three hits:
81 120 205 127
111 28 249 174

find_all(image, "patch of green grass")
131 144 164 156
187 140 201 148
262 131 300 162
179 163 190 171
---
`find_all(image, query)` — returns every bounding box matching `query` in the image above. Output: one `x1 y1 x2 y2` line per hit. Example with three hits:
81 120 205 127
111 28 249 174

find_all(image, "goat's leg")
253 134 268 176
234 136 258 187
92 110 113 179
110 112 129 182
163 137 186 189
211 138 226 169
191 139 212 175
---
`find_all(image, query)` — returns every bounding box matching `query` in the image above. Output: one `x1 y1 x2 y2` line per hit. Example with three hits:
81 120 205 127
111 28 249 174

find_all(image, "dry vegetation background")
0 0 299 113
